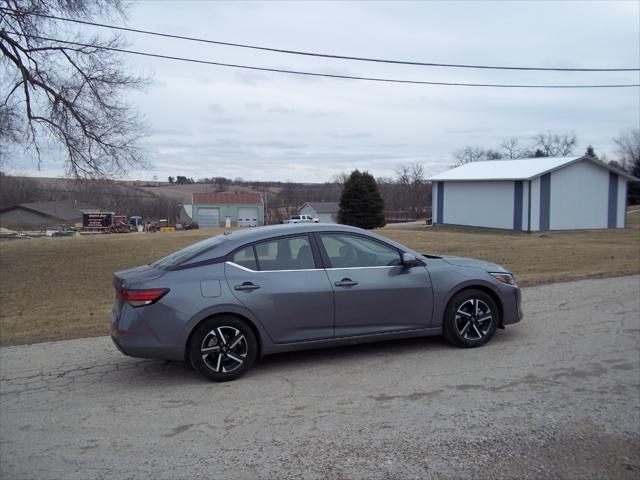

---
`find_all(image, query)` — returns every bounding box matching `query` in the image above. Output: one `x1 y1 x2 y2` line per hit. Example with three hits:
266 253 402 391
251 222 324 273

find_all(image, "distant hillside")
0 175 341 222
135 183 276 204
0 175 180 219
1 176 277 208
0 174 428 222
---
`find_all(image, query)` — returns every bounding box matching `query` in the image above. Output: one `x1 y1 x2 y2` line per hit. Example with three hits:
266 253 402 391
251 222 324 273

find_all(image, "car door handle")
334 278 358 287
234 282 261 291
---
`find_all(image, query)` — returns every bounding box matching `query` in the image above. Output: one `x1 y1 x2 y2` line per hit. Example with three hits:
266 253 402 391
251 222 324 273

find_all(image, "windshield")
152 234 230 270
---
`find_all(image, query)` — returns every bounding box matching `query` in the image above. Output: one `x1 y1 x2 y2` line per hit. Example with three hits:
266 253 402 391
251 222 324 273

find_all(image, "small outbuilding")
299 202 339 223
192 192 264 228
429 155 637 232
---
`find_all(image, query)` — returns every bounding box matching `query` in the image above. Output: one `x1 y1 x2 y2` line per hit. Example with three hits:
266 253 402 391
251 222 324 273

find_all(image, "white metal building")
299 202 339 223
429 155 637 232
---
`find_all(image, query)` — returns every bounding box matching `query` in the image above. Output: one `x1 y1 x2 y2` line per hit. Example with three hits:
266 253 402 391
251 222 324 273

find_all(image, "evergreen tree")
533 149 547 158
338 170 385 229
612 129 640 205
628 157 640 205
585 145 598 159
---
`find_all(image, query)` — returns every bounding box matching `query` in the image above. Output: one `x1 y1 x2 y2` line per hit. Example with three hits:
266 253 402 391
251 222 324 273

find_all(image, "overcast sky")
12 0 640 182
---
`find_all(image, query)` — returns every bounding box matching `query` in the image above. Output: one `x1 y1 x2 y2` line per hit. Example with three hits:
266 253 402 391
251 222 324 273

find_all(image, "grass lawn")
1 211 638 346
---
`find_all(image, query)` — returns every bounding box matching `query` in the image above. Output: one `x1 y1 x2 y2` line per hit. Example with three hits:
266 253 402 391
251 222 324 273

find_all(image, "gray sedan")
111 224 522 381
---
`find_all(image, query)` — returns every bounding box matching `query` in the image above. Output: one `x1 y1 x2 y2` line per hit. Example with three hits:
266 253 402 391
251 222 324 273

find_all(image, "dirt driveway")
1 276 639 479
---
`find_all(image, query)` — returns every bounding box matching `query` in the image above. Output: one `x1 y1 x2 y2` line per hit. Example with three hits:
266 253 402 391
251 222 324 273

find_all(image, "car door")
225 234 335 344
317 232 433 337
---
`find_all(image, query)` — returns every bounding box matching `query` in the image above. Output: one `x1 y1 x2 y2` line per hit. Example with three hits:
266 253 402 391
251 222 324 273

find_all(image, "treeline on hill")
258 170 431 224
0 164 432 224
0 174 180 220
160 164 432 223
167 168 431 216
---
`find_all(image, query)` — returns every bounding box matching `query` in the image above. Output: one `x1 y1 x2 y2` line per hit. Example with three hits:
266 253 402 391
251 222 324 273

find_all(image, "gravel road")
1 275 639 479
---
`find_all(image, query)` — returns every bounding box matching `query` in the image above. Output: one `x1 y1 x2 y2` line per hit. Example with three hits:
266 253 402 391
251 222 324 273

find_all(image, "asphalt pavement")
1 275 639 479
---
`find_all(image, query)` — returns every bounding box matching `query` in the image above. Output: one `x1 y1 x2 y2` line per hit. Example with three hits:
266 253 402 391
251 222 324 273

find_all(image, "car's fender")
427 266 505 327
182 302 274 354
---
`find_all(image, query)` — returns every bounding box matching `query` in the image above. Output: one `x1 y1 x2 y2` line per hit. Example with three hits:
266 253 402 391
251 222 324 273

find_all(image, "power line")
4 8 640 73
15 34 640 89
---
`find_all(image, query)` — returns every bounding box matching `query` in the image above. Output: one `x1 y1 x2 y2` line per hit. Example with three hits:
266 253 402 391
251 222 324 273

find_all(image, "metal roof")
429 155 638 182
192 192 263 205
0 200 99 220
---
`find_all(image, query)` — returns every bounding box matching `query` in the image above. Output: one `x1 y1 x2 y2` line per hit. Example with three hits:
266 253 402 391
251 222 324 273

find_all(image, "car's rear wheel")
443 289 498 348
189 316 257 381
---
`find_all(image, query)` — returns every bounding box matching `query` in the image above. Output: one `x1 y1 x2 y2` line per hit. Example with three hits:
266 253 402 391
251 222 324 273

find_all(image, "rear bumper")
110 303 185 362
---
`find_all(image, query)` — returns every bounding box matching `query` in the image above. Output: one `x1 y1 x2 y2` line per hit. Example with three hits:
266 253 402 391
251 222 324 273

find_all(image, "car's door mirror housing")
401 252 420 267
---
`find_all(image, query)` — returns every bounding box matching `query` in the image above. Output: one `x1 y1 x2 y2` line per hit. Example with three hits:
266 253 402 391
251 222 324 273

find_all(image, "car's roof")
163 223 416 269
221 223 364 244
210 223 411 255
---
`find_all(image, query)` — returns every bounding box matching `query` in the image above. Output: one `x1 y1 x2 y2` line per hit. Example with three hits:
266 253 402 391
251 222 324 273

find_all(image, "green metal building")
192 192 264 228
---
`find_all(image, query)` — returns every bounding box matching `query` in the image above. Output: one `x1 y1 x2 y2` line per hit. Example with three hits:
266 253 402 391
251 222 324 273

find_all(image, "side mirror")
401 252 419 267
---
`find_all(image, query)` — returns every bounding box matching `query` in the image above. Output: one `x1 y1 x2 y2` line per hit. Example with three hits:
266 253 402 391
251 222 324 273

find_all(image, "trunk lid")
112 265 166 313
113 264 166 290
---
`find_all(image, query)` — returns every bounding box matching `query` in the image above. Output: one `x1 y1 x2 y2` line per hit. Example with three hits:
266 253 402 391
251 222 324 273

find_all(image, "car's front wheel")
443 289 498 348
189 316 257 381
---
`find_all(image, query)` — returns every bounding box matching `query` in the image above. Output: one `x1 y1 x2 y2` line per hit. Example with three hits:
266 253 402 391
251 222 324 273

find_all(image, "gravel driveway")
1 275 639 479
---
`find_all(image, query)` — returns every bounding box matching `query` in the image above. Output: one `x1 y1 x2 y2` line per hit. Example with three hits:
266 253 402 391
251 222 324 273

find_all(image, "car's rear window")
152 234 230 270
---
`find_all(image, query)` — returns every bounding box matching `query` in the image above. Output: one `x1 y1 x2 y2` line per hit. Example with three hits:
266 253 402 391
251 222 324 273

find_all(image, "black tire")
443 289 499 348
188 316 258 382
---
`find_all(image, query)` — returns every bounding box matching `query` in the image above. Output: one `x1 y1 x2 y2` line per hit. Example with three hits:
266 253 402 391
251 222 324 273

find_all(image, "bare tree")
0 171 35 207
331 172 349 185
213 176 231 192
394 164 411 187
533 131 577 157
0 100 20 159
0 1 147 178
612 128 640 171
484 149 502 160
452 146 486 166
395 162 428 215
452 146 503 166
500 137 526 159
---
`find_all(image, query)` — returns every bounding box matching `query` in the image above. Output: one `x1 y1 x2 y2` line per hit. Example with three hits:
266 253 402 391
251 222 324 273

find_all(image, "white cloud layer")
9 0 640 182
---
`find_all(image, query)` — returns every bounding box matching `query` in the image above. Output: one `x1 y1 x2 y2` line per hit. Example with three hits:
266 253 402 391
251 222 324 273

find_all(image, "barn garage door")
237 207 258 227
198 208 220 228
317 213 336 223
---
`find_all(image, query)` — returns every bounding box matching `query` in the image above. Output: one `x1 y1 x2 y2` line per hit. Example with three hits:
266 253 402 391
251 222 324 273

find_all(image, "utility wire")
12 33 640 88
4 7 640 73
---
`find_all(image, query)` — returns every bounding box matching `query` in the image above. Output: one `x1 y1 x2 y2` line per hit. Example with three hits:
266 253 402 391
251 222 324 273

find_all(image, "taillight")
117 288 169 307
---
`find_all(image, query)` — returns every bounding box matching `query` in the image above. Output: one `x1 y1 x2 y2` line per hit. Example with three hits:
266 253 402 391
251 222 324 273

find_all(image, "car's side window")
319 234 401 268
254 235 316 271
231 246 258 270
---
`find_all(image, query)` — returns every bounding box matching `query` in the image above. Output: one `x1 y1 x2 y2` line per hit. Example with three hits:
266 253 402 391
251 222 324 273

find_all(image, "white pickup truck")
283 214 319 224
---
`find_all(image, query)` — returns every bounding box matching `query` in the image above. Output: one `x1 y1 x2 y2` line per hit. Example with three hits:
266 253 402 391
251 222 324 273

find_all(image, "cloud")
12 1 640 183
208 104 225 114
327 131 372 139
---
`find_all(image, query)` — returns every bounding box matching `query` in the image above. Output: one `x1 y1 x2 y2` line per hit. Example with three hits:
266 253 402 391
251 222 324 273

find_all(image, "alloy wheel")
201 326 248 373
454 298 493 341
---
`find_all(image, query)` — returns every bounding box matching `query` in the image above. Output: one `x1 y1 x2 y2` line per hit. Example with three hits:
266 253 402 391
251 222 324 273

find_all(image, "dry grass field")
1 211 638 346
386 209 640 287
